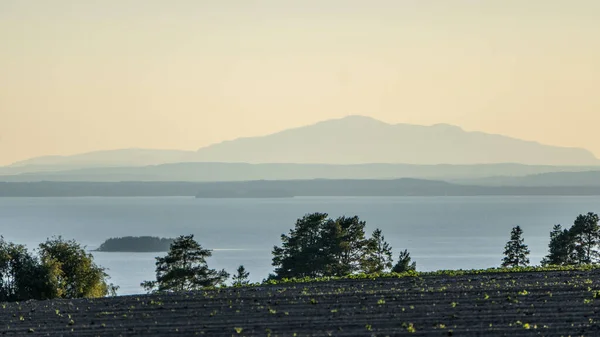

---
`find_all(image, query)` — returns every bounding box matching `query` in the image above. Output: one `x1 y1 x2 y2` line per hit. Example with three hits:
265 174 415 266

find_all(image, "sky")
1 0 599 165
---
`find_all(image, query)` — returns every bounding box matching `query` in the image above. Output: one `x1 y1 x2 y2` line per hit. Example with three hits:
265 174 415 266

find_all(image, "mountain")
6 149 197 172
4 116 599 173
192 116 599 165
1 162 600 183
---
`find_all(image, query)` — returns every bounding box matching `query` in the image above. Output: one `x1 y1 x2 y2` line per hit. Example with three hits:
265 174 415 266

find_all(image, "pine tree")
232 265 250 286
141 235 229 293
391 249 416 273
571 212 600 264
271 213 372 279
541 224 576 266
364 228 393 274
501 226 530 268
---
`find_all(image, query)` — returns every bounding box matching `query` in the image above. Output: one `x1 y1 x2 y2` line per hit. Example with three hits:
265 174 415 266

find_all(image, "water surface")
1 196 597 295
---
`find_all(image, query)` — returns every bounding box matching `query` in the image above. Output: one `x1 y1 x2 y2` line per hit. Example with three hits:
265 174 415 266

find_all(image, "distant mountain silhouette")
193 116 599 165
7 149 197 171
4 116 599 173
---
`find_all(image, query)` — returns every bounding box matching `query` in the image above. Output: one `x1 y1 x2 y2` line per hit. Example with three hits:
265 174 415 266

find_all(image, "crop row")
2 269 600 336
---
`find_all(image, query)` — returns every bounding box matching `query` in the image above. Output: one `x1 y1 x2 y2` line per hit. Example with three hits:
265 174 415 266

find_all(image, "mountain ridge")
4 116 599 171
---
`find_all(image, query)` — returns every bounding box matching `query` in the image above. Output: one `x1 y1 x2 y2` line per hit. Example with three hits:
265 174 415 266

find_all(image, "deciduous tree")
38 236 116 298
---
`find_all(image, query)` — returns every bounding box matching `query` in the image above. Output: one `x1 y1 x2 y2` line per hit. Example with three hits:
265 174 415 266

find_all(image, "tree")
501 226 530 268
142 235 229 293
323 216 371 276
571 212 600 264
232 265 250 286
392 249 416 273
38 236 117 298
0 238 49 301
541 213 600 266
271 213 377 279
364 228 393 274
272 213 332 279
541 224 576 266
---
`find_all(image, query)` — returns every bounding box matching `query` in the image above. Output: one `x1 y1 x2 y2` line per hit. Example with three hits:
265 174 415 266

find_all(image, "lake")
0 196 598 295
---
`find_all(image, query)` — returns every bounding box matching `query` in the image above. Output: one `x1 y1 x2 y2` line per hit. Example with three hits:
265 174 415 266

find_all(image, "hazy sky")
1 0 599 165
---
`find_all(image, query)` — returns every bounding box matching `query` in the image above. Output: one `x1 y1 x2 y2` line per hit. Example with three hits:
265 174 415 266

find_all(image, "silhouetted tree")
364 228 393 273
39 236 117 298
232 265 250 286
571 212 600 264
392 249 416 273
542 213 600 266
542 225 575 266
323 216 371 276
142 235 228 293
501 226 530 267
271 213 379 279
272 213 331 279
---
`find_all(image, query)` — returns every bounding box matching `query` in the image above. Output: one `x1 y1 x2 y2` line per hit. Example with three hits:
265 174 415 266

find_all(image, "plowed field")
2 269 600 336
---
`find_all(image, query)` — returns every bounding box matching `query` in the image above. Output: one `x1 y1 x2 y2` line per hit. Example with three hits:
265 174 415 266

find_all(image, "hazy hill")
193 116 599 165
4 116 598 173
1 163 599 183
458 171 600 187
6 149 197 172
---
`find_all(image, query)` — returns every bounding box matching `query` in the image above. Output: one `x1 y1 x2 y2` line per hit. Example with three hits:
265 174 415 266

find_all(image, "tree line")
500 212 600 268
1 211 598 301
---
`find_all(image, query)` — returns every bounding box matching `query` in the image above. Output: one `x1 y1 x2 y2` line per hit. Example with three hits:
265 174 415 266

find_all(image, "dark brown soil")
2 270 600 336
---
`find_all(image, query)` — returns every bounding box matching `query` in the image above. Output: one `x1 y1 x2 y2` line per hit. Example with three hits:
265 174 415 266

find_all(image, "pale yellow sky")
1 0 599 165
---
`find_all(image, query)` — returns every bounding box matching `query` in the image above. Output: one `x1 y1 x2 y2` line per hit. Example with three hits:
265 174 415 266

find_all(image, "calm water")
0 196 598 295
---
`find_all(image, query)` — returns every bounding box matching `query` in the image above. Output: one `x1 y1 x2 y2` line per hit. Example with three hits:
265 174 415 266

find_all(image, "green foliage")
272 213 379 279
572 212 600 264
232 265 250 286
542 224 576 266
272 213 331 279
364 228 393 274
259 264 600 287
0 238 54 301
0 236 114 302
38 236 117 298
392 249 416 273
142 235 229 293
542 213 600 266
502 226 530 268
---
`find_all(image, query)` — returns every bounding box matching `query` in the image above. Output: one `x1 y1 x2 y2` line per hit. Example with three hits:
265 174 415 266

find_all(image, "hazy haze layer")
1 0 599 165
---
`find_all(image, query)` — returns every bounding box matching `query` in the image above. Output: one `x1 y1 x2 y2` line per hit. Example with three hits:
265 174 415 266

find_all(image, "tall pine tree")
571 212 600 264
364 228 393 274
141 235 229 293
501 226 530 268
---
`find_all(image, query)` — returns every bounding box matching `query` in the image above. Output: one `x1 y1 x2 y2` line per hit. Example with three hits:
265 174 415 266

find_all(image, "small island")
95 236 175 252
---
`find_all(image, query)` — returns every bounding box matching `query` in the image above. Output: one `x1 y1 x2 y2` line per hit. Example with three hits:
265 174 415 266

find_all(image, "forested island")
94 236 174 252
